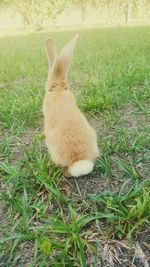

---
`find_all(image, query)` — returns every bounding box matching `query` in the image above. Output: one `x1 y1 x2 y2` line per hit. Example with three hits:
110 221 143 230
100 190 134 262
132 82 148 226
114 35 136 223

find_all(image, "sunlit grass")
0 27 150 266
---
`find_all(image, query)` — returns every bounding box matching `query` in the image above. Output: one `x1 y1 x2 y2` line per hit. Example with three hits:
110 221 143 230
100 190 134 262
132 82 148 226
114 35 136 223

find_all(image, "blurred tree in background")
91 0 150 24
14 0 69 30
0 0 69 30
0 0 150 30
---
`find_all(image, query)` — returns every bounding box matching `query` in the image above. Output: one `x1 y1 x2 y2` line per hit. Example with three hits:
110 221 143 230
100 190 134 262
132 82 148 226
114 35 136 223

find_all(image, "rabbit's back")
43 90 99 167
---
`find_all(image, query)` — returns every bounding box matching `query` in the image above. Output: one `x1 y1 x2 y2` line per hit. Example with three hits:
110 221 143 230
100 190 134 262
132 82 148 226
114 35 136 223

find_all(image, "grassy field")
0 27 150 267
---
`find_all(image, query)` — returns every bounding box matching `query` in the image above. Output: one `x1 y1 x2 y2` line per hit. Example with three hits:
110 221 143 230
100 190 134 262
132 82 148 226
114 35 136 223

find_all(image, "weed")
0 27 150 266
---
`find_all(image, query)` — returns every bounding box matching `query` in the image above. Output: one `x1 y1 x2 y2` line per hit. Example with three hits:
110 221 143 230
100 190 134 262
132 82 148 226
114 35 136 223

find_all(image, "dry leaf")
62 183 72 197
134 242 149 267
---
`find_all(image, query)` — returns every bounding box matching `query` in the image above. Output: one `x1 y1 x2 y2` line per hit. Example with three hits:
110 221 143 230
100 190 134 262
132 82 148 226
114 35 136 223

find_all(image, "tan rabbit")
42 35 99 177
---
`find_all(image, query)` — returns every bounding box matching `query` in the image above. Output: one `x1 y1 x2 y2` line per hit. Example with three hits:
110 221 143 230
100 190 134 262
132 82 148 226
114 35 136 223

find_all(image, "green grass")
0 27 150 266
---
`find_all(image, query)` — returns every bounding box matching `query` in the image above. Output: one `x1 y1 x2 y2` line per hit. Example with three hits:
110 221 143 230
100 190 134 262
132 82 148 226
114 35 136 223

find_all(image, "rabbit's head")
45 35 78 91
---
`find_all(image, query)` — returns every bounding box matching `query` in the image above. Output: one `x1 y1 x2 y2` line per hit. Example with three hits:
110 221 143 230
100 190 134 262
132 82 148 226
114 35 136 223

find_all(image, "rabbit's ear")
55 34 78 77
45 38 57 69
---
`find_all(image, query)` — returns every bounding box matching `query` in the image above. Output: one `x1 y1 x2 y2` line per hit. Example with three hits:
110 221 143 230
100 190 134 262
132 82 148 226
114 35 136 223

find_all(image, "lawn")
0 27 150 266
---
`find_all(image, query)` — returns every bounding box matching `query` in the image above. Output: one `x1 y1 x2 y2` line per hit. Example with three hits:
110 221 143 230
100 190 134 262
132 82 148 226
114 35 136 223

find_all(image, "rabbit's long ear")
54 34 78 77
45 38 57 69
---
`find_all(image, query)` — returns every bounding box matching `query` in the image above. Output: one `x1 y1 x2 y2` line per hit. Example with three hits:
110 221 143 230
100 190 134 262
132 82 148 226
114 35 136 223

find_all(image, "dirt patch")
0 202 9 240
0 241 34 267
85 230 150 267
60 169 120 197
119 103 149 130
89 115 107 138
1 127 43 165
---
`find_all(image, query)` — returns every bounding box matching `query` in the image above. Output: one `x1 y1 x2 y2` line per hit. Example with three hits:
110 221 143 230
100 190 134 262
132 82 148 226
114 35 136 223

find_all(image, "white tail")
68 160 94 177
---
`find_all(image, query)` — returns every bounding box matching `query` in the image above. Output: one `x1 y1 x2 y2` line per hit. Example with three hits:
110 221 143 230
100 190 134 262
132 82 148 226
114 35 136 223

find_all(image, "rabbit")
42 35 99 177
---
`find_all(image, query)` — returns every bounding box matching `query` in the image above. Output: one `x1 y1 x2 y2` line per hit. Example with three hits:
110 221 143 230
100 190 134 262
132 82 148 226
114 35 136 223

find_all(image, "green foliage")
40 239 52 255
90 179 150 239
0 28 150 265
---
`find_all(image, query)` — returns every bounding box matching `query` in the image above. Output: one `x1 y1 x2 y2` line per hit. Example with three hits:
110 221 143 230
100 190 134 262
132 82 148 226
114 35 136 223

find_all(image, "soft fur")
43 35 99 177
68 160 94 177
